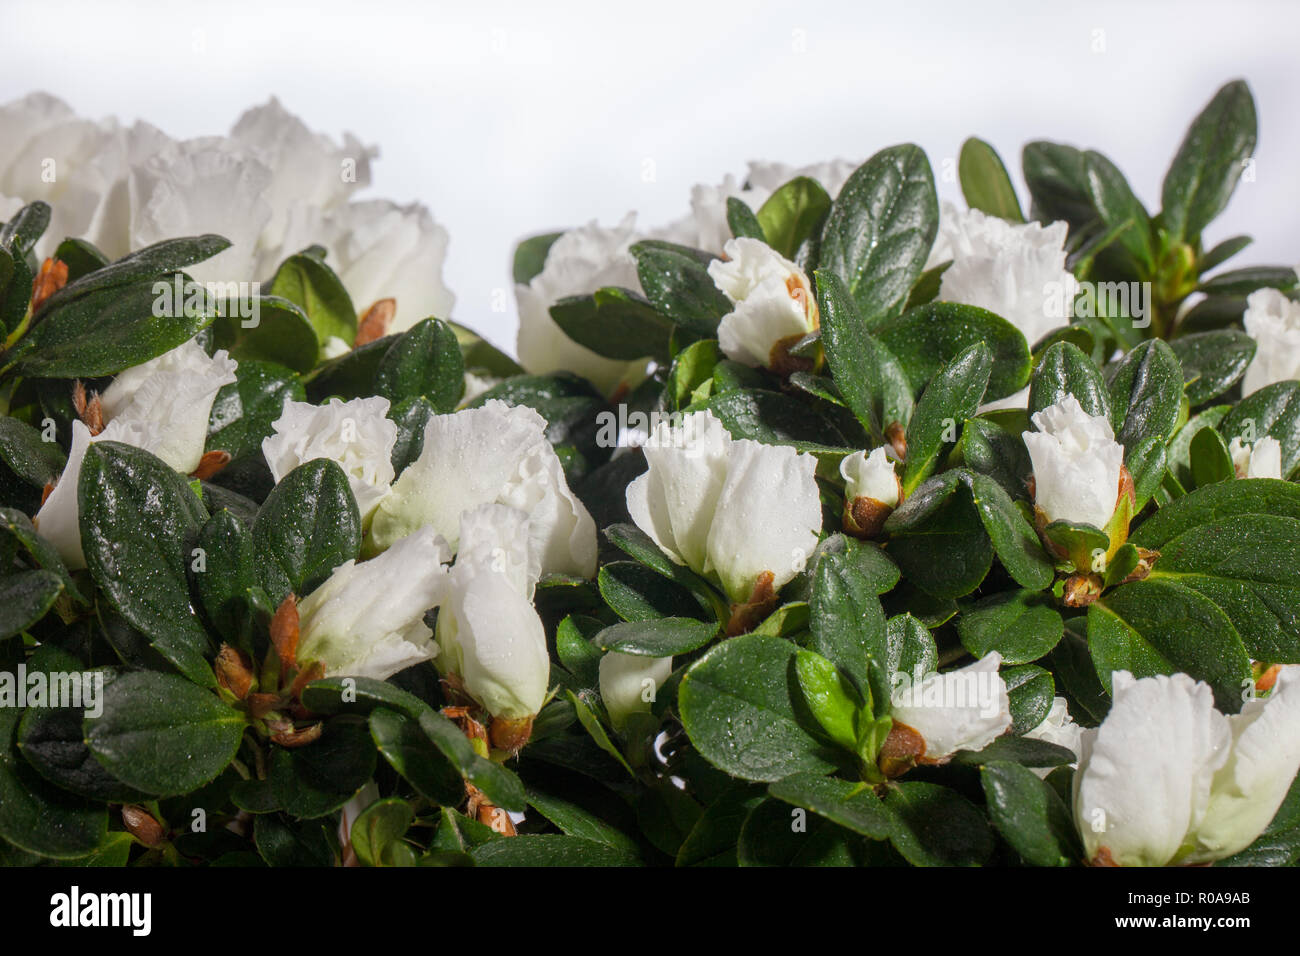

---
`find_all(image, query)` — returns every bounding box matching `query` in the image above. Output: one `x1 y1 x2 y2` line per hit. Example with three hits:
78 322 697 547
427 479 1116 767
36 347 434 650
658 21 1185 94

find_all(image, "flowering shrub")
0 79 1298 868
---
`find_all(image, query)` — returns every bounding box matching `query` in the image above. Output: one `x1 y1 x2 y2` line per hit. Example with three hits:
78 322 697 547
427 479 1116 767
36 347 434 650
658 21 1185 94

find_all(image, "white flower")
708 237 818 369
1228 435 1283 480
437 505 549 721
280 199 455 334
1023 395 1124 530
928 202 1077 346
262 397 398 520
99 339 238 473
460 371 500 407
1188 665 1300 863
889 653 1012 760
1074 668 1300 866
368 400 597 577
296 525 450 681
128 136 274 286
34 417 167 570
840 447 900 508
599 652 673 732
514 214 652 396
625 411 821 605
1241 288 1300 396
655 159 858 255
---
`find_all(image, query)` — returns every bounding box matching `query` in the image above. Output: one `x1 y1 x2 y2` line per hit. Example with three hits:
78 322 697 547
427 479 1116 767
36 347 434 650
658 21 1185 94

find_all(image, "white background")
1 0 1297 354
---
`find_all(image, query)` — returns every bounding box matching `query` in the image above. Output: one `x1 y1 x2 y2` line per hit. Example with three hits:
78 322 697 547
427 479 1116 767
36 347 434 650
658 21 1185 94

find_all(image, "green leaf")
1132 476 1300 548
1022 141 1095 230
0 416 66 488
1004 664 1055 733
0 569 62 637
594 616 717 657
737 797 864 866
512 232 563 285
373 318 464 412
878 302 1031 402
21 276 217 378
792 650 862 751
253 813 335 867
252 458 360 604
956 589 1063 664
268 253 358 347
679 634 841 782
1188 426 1234 487
954 416 1031 501
550 287 671 361
699 387 850 453
1082 149 1153 273
368 708 464 805
1169 330 1255 406
676 786 765 866
471 834 641 866
756 176 832 259
351 797 414 867
526 788 642 856
598 560 703 622
959 137 1024 222
1030 341 1111 420
270 718 376 818
304 334 392 402
630 240 730 337
193 507 257 646
0 708 106 859
1161 79 1257 243
84 671 244 795
1106 338 1184 453
1220 381 1300 477
809 550 889 706
767 771 895 839
1147 513 1300 661
79 442 213 685
886 473 993 599
725 197 765 241
981 760 1078 866
1197 265 1297 297
1199 235 1254 274
214 295 319 374
813 269 913 434
882 781 994 866
819 144 938 327
302 675 431 720
417 710 526 811
962 471 1054 590
555 615 603 688
885 613 938 681
902 342 992 493
1088 578 1252 711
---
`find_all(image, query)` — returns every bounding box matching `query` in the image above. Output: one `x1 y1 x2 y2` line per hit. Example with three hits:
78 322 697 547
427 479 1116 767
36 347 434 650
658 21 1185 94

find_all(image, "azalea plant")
1 79 1298 868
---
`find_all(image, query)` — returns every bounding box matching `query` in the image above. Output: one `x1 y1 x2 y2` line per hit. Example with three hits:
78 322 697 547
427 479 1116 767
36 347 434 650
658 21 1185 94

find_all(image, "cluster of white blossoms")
35 339 238 568
513 159 856 394
1022 395 1126 531
0 93 454 331
1076 668 1300 866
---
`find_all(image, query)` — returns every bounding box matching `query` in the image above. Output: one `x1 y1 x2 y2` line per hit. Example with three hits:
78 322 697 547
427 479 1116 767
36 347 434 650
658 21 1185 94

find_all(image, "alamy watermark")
1044 279 1152 329
152 275 261 328
0 665 103 717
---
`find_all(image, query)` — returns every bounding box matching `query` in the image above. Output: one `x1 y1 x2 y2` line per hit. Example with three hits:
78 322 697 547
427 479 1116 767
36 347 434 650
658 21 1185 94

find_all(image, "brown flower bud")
121 804 166 848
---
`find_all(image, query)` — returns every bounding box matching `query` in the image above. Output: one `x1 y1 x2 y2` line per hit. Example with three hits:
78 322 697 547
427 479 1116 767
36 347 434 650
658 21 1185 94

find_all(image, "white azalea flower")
889 653 1012 761
34 417 166 570
229 96 374 258
599 652 673 732
99 339 238 473
840 447 900 508
928 202 1077 346
368 400 597 577
129 136 274 286
1241 288 1300 396
708 237 818 370
296 525 450 681
437 504 549 722
1023 395 1124 530
1074 668 1300 866
626 410 821 605
262 397 398 520
1187 665 1300 863
514 214 652 396
1228 435 1283 480
282 199 455 334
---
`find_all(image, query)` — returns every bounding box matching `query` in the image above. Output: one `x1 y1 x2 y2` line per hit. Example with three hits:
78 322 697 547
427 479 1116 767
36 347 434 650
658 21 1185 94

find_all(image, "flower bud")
1241 288 1300 396
708 237 819 373
887 653 1011 764
599 652 673 733
839 447 900 538
1228 435 1283 480
1023 395 1125 531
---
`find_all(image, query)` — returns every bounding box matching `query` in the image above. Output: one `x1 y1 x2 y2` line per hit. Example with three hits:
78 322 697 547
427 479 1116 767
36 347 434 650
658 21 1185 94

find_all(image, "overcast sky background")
1 0 1297 354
